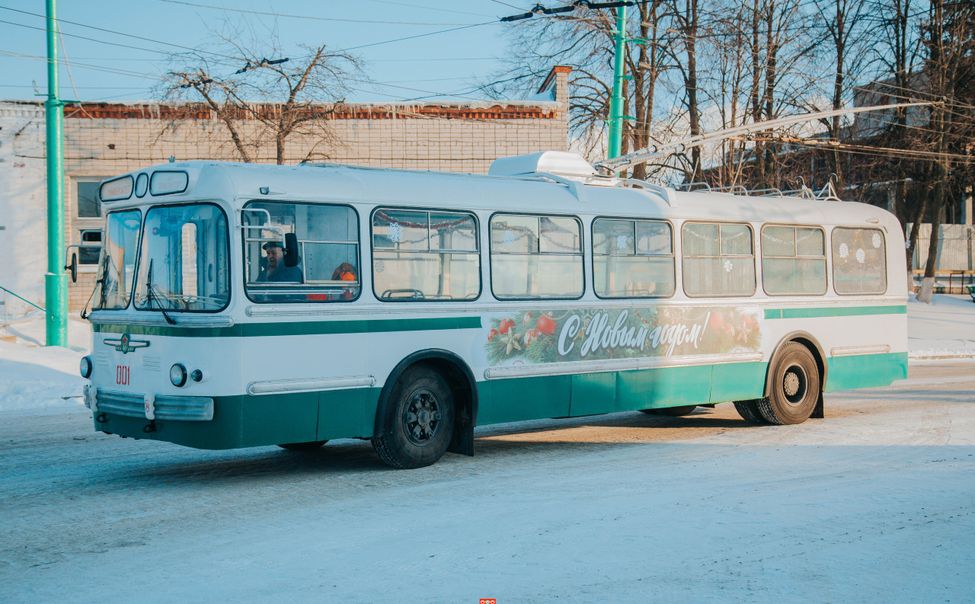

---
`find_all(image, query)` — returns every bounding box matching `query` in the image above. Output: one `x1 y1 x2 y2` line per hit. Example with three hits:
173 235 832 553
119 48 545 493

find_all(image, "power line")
499 1 633 22
156 0 480 26
336 21 497 53
360 0 497 19
0 6 239 62
0 49 163 81
488 0 528 11
0 18 235 67
0 84 146 90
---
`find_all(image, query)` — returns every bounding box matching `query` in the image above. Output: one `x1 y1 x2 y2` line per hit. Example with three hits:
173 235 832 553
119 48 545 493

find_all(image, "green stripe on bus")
764 305 907 320
92 316 482 338
95 352 908 448
825 351 908 391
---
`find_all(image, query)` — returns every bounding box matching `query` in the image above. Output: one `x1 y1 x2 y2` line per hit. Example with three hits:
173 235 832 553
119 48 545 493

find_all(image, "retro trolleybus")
76 151 908 468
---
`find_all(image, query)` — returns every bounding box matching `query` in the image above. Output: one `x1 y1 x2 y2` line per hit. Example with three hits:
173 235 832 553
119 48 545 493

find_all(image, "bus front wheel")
756 342 821 425
372 366 455 469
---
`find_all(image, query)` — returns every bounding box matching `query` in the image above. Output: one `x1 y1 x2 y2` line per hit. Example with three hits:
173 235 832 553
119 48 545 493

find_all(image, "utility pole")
607 5 626 160
45 0 67 347
498 1 633 162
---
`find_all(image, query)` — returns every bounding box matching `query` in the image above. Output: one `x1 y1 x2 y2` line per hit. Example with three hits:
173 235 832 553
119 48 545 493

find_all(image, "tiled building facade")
0 67 570 316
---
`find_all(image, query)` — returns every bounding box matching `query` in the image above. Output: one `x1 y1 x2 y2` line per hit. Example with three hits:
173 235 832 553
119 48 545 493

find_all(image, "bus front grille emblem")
104 333 150 354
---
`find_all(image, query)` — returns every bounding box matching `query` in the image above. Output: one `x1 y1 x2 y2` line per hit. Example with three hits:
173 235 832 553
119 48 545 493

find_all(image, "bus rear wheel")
756 342 821 425
640 405 698 417
277 440 327 451
372 366 455 469
733 400 770 424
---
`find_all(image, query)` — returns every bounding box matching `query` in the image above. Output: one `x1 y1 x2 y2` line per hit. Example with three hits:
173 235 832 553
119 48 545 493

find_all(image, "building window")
682 222 756 297
832 227 887 294
372 208 480 301
761 226 828 295
76 181 102 218
490 213 583 300
592 218 675 298
78 229 103 265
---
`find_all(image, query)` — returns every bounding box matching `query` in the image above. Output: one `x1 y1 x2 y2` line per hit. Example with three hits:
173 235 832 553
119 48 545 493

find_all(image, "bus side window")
761 225 827 295
831 227 887 295
592 218 675 298
490 213 584 300
242 202 361 303
372 208 480 301
682 222 756 297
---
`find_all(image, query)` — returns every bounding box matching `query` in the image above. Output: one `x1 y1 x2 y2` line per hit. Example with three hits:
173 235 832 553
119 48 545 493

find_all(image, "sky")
0 0 538 104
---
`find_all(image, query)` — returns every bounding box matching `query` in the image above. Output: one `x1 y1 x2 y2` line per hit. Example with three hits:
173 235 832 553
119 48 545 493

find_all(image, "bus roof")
99 156 900 231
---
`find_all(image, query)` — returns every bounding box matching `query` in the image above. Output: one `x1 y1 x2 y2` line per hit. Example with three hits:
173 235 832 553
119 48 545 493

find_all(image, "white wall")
0 103 47 320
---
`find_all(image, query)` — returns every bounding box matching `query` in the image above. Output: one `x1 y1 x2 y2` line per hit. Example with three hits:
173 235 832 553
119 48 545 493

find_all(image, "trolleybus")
76 151 908 468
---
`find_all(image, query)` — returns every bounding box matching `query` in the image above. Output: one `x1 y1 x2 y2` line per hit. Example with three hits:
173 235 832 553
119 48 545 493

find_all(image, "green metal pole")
607 5 626 161
45 0 67 347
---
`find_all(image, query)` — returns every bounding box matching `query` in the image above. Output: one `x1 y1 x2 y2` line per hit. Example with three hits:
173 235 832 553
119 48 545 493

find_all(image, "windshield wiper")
81 254 110 319
145 259 177 325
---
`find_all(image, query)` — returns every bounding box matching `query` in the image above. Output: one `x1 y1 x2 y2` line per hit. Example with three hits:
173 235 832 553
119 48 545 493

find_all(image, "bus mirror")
64 251 78 283
284 232 299 267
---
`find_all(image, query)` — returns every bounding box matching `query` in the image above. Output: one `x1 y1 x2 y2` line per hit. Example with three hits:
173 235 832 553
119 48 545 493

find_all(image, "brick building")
0 66 571 317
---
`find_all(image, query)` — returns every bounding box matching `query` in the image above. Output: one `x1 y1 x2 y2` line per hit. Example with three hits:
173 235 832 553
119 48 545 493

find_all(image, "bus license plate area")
115 364 131 386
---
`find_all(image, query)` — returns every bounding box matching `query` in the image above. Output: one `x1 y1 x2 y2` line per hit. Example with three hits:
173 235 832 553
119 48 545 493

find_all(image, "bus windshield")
93 210 142 310
134 203 230 312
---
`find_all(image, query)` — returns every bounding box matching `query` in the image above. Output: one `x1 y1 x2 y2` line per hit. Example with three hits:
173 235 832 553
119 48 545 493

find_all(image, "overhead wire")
360 0 497 19
156 0 481 26
0 18 235 69
0 4 523 104
0 49 164 81
0 6 240 62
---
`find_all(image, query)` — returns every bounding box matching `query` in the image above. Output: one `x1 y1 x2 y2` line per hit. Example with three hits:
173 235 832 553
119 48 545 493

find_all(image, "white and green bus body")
82 153 907 466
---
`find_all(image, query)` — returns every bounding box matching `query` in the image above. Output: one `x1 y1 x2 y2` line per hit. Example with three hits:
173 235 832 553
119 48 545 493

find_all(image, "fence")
907 224 975 293
908 224 974 271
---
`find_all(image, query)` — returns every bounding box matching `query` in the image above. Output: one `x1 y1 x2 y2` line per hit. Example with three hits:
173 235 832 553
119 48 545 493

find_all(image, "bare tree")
811 0 869 191
917 0 975 298
161 28 358 164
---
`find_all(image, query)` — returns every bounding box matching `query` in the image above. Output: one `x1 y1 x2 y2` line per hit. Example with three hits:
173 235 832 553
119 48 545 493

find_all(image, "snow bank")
908 294 975 359
0 316 89 416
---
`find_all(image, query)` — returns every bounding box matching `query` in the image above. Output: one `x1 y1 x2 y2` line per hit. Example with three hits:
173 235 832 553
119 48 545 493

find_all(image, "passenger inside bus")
331 262 358 300
257 241 303 283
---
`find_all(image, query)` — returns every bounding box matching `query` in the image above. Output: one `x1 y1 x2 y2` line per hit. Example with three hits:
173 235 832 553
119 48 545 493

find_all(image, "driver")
258 241 303 283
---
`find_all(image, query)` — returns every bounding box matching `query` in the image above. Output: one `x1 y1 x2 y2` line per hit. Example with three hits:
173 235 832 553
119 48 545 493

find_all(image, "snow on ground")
0 300 973 601
907 294 975 358
0 314 88 416
0 363 973 603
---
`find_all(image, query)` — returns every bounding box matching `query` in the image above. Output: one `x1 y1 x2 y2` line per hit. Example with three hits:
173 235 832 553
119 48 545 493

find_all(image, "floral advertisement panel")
485 306 761 366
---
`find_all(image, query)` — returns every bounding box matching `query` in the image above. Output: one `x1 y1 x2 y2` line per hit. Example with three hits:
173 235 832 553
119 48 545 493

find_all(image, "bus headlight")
169 363 188 387
80 356 93 379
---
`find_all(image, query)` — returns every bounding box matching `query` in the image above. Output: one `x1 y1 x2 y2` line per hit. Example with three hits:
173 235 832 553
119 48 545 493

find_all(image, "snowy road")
2 362 973 603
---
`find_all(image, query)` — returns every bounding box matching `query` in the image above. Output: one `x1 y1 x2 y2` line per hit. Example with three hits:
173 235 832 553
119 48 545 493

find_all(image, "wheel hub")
783 372 800 396
782 365 807 404
404 389 441 445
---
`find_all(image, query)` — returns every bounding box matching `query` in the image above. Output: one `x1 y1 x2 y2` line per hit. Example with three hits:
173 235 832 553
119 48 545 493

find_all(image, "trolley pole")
606 5 626 161
45 0 67 347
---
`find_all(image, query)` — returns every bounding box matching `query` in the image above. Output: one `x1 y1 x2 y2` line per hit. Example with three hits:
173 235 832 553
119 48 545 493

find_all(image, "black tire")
277 440 327 451
756 342 821 425
733 400 770 424
372 366 455 469
640 405 698 417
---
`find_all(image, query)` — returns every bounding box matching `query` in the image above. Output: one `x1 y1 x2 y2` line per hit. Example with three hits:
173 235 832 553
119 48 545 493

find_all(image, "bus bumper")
88 387 378 450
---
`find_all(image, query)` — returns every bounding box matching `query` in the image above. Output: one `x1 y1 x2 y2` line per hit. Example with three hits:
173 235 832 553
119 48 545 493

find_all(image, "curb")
909 353 975 361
